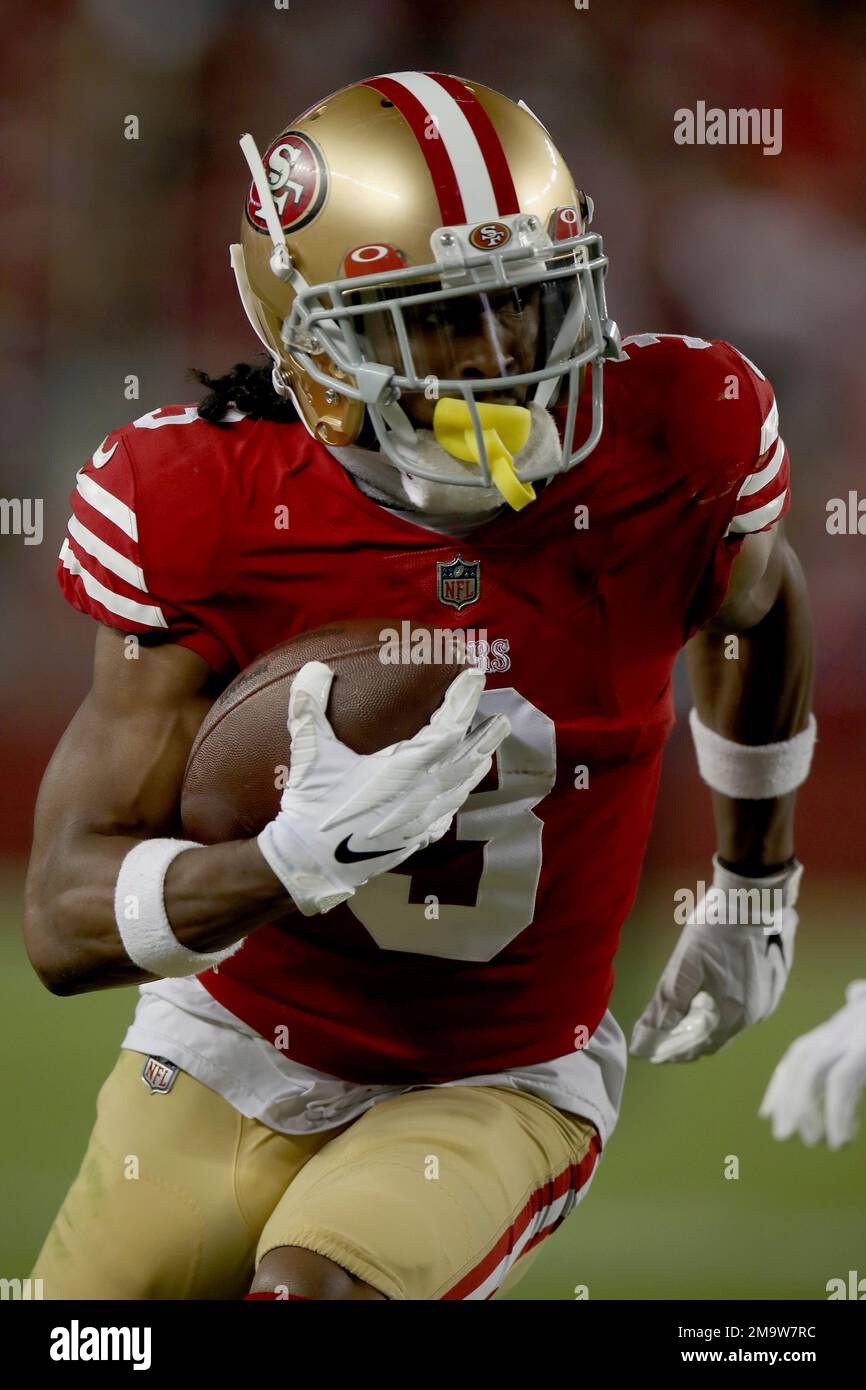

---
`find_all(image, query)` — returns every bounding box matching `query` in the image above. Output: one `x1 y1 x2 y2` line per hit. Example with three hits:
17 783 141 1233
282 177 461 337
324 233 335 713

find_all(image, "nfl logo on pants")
140 1055 179 1094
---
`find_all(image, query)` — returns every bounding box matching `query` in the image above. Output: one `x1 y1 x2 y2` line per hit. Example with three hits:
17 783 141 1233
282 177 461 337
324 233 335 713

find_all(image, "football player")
25 72 814 1301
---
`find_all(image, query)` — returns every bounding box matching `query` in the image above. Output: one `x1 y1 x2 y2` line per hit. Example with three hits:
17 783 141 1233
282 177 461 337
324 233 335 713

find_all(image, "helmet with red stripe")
231 72 621 505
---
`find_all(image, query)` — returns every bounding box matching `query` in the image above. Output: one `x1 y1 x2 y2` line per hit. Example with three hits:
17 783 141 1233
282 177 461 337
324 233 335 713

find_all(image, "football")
180 619 471 843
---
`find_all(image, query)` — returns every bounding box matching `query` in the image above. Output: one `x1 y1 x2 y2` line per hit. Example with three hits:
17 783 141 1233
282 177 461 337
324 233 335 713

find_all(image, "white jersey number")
348 688 556 962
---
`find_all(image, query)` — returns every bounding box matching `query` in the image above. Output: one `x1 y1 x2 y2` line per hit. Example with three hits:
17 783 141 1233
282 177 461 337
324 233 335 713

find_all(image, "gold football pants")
32 1049 601 1300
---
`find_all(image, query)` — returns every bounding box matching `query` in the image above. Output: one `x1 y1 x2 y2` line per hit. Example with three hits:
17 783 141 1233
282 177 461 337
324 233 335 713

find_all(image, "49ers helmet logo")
468 222 511 250
246 130 327 234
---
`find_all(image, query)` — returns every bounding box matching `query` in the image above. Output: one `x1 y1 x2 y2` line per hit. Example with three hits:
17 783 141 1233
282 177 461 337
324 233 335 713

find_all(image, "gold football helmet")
231 72 620 504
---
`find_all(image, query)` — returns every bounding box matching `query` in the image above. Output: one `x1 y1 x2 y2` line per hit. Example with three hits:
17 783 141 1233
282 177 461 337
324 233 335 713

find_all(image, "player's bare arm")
631 524 815 1064
695 531 865 1151
24 628 294 996
687 524 814 875
25 626 505 998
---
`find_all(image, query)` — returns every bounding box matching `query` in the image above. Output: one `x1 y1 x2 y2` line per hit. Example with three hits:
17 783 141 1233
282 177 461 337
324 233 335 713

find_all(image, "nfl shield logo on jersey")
437 554 480 611
141 1055 179 1095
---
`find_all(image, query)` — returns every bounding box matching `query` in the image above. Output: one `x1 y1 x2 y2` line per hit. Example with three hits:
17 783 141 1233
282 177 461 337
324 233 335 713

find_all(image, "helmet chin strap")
378 395 419 447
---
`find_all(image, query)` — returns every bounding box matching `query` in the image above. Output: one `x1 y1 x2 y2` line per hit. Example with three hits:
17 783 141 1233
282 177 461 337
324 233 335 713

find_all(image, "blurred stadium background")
1 0 863 1298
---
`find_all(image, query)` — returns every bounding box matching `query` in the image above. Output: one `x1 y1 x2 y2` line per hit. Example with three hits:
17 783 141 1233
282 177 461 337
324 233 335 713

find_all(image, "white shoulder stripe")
385 71 499 221
759 397 779 455
60 540 167 628
67 515 147 592
728 489 788 535
76 471 138 542
737 437 786 499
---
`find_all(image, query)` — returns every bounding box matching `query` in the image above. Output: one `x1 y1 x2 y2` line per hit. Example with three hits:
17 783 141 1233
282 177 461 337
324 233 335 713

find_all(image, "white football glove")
630 857 802 1063
257 661 509 916
759 980 866 1149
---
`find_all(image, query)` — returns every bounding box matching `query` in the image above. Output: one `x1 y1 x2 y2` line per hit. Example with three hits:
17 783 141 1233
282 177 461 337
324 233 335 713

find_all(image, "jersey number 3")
348 689 556 962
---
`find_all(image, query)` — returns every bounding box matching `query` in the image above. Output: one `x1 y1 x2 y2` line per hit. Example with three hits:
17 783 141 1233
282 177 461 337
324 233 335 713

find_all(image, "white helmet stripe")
383 71 500 222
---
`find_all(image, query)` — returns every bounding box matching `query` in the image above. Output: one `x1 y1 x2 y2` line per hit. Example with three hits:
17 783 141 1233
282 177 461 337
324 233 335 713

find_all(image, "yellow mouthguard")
432 398 536 510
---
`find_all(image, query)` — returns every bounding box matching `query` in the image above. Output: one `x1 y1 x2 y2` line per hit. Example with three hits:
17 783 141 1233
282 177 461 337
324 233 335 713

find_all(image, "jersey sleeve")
57 420 235 674
720 348 790 538
658 338 792 633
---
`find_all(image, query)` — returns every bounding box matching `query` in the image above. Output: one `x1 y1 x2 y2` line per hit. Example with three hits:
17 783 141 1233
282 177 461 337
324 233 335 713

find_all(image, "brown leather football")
180 619 470 843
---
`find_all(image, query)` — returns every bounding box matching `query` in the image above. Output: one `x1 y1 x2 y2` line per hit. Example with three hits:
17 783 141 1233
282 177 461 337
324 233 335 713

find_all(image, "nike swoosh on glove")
257 661 509 916
759 979 866 1149
629 857 803 1063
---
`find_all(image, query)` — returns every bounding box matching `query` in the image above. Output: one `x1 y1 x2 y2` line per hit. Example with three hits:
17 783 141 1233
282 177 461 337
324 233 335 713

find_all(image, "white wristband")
689 709 817 800
115 838 246 978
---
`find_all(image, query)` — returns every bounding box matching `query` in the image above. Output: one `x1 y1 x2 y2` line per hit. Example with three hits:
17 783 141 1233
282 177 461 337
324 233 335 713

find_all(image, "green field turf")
1 868 863 1300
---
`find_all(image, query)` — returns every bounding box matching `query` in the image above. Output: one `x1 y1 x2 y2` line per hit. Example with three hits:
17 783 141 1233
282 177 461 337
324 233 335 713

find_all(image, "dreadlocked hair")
189 360 299 426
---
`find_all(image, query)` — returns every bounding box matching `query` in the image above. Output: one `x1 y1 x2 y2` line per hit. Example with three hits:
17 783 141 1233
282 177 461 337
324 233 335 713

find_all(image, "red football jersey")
59 334 790 1083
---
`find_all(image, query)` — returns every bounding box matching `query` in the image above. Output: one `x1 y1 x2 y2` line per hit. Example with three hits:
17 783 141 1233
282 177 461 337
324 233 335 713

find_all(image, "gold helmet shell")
231 72 618 471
